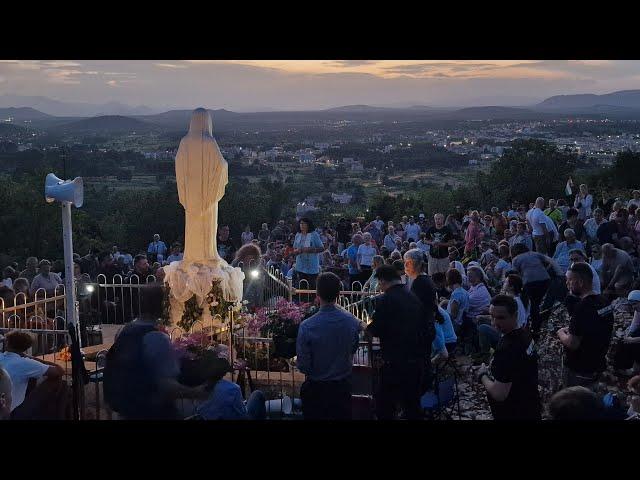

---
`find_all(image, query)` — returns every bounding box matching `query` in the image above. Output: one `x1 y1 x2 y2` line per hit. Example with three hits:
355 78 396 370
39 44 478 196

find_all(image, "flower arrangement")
173 331 211 361
246 299 316 337
206 279 240 321
244 299 319 359
178 294 203 332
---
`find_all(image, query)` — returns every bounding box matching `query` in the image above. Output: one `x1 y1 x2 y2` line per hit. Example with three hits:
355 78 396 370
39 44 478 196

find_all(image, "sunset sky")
1 60 639 111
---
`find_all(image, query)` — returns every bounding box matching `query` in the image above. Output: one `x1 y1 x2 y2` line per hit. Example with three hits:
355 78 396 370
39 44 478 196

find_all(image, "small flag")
565 177 573 196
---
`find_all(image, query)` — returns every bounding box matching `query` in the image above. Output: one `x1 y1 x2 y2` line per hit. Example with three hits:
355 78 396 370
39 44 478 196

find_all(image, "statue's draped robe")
175 109 228 263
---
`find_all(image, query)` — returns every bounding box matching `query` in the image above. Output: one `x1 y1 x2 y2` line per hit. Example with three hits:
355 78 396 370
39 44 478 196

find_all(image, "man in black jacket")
366 264 431 420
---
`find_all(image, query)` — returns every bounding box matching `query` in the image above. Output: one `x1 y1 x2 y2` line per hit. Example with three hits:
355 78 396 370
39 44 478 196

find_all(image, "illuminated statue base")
162 259 244 329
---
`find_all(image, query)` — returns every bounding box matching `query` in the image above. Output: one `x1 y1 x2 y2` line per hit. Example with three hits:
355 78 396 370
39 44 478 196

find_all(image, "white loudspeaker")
44 173 84 207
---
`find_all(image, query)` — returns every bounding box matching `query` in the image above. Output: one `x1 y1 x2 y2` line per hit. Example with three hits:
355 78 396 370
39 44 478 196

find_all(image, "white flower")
211 301 219 306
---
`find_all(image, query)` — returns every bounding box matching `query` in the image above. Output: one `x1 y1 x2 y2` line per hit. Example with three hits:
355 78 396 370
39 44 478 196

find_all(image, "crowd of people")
3 184 640 420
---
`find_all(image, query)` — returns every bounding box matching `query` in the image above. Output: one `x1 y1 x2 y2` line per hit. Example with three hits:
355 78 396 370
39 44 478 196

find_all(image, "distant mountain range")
0 95 159 117
2 89 640 134
536 89 640 110
48 115 160 133
0 107 53 122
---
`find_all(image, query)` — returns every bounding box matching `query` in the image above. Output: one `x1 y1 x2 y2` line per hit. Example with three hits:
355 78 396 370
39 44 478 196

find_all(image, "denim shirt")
296 304 361 382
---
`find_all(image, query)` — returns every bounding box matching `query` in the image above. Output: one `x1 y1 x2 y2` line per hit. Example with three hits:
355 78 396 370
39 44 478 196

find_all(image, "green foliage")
588 150 640 191
471 139 577 209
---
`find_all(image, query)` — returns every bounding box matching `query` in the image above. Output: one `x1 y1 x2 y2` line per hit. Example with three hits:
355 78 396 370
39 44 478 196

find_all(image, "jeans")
524 279 551 334
246 390 266 420
478 324 501 354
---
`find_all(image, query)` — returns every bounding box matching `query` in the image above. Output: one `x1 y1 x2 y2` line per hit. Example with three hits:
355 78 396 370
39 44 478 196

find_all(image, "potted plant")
245 299 318 359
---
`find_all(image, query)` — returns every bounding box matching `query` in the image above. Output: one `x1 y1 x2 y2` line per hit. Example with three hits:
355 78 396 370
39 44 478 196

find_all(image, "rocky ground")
451 297 636 420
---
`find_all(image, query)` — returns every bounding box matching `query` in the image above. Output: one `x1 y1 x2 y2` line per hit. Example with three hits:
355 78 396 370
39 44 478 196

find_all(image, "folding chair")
421 357 462 420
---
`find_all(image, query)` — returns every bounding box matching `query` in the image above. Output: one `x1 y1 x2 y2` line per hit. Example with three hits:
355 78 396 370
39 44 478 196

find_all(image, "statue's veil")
188 108 213 138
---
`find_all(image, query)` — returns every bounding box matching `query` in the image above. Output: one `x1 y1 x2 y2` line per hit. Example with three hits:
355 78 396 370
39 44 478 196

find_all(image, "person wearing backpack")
103 285 208 419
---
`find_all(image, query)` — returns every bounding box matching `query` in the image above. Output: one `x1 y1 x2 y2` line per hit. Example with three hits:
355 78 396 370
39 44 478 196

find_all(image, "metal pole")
61 201 80 345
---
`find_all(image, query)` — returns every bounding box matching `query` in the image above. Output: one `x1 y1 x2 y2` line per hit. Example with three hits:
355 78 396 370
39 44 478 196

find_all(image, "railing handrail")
0 294 66 314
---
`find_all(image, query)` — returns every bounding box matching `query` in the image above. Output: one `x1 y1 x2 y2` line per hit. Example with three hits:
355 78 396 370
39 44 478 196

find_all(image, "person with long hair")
292 217 324 290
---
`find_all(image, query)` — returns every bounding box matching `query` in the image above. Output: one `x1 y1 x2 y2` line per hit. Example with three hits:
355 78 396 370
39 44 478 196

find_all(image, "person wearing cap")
196 357 267 420
29 260 63 296
612 291 640 376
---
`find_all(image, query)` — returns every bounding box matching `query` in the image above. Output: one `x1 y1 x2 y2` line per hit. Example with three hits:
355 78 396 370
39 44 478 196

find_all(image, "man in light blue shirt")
296 272 362 420
147 234 167 264
345 234 363 288
553 228 584 273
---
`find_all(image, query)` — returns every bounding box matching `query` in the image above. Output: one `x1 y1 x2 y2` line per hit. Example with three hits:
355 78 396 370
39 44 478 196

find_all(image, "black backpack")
103 323 157 418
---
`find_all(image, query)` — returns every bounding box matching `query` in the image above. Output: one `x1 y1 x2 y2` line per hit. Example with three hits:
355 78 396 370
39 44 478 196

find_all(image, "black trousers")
376 361 424 420
300 378 352 420
524 279 551 334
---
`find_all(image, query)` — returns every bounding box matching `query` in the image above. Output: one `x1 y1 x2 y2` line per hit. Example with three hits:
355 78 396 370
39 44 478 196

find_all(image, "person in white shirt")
165 243 184 265
584 208 607 245
526 197 551 255
241 225 254 245
405 216 422 242
416 233 431 255
29 260 63 296
574 184 593 221
628 190 640 210
383 226 400 252
0 331 64 415
357 232 377 284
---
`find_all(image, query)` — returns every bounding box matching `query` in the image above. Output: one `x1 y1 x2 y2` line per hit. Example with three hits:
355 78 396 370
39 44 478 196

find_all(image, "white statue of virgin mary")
163 108 243 328
175 108 228 263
